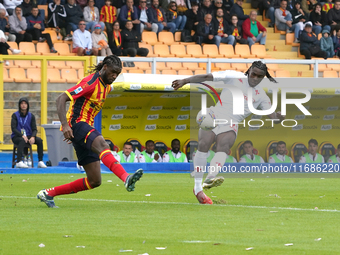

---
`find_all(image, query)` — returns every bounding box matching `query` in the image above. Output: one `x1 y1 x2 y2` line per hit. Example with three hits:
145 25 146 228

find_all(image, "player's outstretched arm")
172 74 213 90
56 92 73 144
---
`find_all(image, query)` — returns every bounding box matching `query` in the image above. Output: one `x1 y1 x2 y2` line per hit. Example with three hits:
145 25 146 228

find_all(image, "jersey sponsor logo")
327 106 339 111
151 106 162 111
111 114 123 120
324 114 335 120
321 124 332 131
115 105 127 110
160 94 186 98
130 84 142 90
147 114 159 120
74 87 83 94
175 125 186 131
181 106 192 111
145 124 156 130
177 114 189 120
292 124 303 130
109 124 121 130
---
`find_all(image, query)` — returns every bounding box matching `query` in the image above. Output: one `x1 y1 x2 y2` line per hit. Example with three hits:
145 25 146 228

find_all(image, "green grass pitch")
1 173 339 255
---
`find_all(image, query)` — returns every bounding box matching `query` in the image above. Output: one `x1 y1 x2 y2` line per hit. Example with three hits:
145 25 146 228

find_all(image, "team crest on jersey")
74 87 83 94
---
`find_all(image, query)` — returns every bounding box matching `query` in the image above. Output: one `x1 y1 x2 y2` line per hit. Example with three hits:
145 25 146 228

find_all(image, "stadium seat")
274 24 286 35
235 44 256 58
310 63 327 71
266 63 281 72
78 68 85 79
133 62 151 70
54 42 77 56
31 60 41 68
66 61 83 69
161 69 177 75
186 44 208 58
43 29 62 43
154 44 175 57
61 69 78 83
155 62 171 70
166 62 183 70
182 62 204 70
251 45 271 58
19 42 41 55
178 70 193 75
170 44 188 57
174 31 181 42
26 68 42 82
3 69 13 82
230 63 248 71
219 44 239 58
36 42 56 55
7 41 21 55
158 31 179 45
290 142 307 162
15 60 32 68
139 43 157 57
198 62 207 69
327 64 340 71
48 61 67 69
3 60 14 68
202 44 221 58
194 70 207 74
285 33 300 46
142 31 161 45
129 69 144 74
12 143 33 168
215 63 231 70
323 70 338 78
275 69 291 77
9 68 31 82
47 68 63 83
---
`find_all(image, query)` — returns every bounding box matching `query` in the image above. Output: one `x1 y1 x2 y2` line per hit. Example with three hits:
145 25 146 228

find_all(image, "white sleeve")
299 156 306 163
268 156 275 163
157 154 163 162
259 93 272 111
212 70 245 82
232 157 237 163
260 157 265 163
321 156 325 163
138 154 145 163
162 153 170 162
239 157 246 163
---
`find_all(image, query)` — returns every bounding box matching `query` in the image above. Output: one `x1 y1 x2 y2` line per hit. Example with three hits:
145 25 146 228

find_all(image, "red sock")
100 149 129 182
46 178 92 197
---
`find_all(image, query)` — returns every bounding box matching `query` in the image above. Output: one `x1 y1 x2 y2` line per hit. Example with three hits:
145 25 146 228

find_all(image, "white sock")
193 150 208 195
207 152 227 179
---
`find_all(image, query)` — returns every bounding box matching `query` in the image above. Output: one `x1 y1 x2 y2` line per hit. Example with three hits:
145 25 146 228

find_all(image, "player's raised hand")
172 79 187 90
62 124 74 144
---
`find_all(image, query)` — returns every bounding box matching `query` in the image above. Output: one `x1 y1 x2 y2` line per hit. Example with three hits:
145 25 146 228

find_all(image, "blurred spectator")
305 0 317 14
268 141 293 163
196 13 218 45
222 0 234 13
91 23 112 55
198 0 213 22
320 28 334 57
162 139 188 162
230 0 249 26
110 20 122 54
3 0 22 16
184 1 198 31
138 0 158 33
0 3 9 16
166 1 186 30
100 0 117 45
310 3 327 36
0 29 21 66
323 0 334 13
327 0 340 31
118 0 140 33
76 0 87 9
291 1 311 43
175 0 187 14
94 0 104 12
332 25 340 57
299 139 325 163
242 10 266 47
0 9 15 41
150 0 176 33
47 0 67 38
138 140 162 162
9 6 33 44
262 0 280 27
72 19 95 55
299 23 327 59
84 0 104 31
328 144 340 163
230 14 248 44
121 20 148 56
286 0 294 12
116 142 139 163
213 0 230 24
26 7 58 52
275 0 300 43
20 0 36 17
64 0 84 41
239 140 265 163
213 8 234 47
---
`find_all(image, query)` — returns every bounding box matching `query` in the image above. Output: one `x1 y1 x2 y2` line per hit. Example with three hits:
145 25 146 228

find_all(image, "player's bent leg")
197 129 216 152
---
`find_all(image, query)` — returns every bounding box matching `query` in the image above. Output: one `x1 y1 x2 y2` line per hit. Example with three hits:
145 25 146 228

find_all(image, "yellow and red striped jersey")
100 5 117 23
65 72 112 127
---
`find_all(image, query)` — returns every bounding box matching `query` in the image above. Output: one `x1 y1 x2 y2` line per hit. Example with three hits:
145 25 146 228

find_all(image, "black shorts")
71 122 101 166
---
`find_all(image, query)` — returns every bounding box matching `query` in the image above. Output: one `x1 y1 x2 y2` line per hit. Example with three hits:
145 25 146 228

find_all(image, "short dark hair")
171 138 180 145
124 142 133 147
216 7 223 12
277 141 286 146
308 139 318 146
243 140 253 146
145 140 154 146
15 6 22 10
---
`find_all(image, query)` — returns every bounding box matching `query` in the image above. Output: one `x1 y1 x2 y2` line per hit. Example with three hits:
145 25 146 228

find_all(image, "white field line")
0 195 339 212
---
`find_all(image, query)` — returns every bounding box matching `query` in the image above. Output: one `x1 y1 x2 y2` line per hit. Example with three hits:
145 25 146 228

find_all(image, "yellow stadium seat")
251 45 271 58
122 69 128 73
129 69 144 74
266 63 281 72
166 62 183 70
47 68 63 83
285 33 299 46
66 61 83 69
26 68 42 82
170 44 188 57
215 63 231 70
134 62 151 70
178 70 193 75
155 62 171 70
327 64 340 71
3 60 14 68
235 44 256 58
202 44 220 58
182 62 204 70
9 68 31 82
14 60 32 68
31 60 41 68
139 43 157 57
198 62 207 69
275 70 291 77
61 69 78 83
323 70 338 78
36 42 56 55
219 44 239 58
174 31 181 42
19 42 41 55
158 31 179 45
7 42 21 55
43 29 62 43
154 44 175 57
48 61 67 69
186 44 208 58
161 69 177 75
54 42 77 56
3 69 13 82
142 31 161 45
78 68 85 79
230 63 248 71
194 69 207 75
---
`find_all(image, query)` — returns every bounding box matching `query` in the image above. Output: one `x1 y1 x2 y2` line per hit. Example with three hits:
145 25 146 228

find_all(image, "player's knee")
89 179 101 188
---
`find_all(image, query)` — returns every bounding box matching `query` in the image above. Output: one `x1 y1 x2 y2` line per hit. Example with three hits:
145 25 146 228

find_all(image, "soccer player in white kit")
172 61 285 204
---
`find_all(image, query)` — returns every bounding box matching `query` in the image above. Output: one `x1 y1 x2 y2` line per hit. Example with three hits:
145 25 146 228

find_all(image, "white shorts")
211 123 238 136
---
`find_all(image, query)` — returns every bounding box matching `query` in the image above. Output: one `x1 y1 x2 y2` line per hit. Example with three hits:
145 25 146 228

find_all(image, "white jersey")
211 70 272 123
